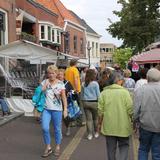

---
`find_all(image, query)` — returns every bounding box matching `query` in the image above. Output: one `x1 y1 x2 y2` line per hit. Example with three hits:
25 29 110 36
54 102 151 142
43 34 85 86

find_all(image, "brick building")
36 0 86 59
0 0 16 45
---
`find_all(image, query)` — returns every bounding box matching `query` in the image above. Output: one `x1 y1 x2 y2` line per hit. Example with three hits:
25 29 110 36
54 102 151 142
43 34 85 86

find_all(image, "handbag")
32 85 45 112
67 92 81 119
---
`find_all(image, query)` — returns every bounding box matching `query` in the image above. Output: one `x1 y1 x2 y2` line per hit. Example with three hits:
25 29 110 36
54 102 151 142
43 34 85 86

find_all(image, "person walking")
134 68 148 91
98 71 133 160
134 68 160 160
65 59 85 126
41 65 67 157
123 69 135 92
57 69 74 136
81 69 100 140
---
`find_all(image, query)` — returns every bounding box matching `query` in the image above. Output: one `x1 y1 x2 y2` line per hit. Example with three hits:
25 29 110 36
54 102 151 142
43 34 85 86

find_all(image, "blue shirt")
81 81 100 101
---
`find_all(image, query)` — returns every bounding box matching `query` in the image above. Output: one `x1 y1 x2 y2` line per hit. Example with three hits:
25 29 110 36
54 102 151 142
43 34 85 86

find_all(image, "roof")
0 40 58 63
132 48 160 64
69 10 99 35
36 0 81 27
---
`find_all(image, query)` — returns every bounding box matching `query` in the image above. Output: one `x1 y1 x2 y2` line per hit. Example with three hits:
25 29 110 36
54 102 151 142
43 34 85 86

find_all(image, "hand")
97 123 102 133
63 109 68 118
133 121 139 134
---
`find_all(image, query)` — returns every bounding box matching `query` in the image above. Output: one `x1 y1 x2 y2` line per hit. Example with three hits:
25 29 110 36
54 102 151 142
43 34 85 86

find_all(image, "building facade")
69 11 101 67
0 0 101 67
100 43 116 68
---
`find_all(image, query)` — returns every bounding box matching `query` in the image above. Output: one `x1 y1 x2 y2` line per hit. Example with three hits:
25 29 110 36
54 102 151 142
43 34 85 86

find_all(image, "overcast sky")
61 0 123 47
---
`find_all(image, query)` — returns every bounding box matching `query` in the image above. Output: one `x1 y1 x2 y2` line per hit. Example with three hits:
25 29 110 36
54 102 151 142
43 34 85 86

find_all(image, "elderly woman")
123 69 135 91
41 65 67 157
98 71 133 160
134 68 160 160
57 69 74 136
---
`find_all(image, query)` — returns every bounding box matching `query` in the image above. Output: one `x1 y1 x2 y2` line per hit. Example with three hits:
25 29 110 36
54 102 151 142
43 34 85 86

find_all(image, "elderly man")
134 68 160 160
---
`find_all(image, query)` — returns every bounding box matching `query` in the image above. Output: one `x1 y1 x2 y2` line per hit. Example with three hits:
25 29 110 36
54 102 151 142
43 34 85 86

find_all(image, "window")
0 10 7 46
40 25 45 39
48 26 51 41
92 42 94 56
73 35 77 51
52 29 55 42
64 32 70 53
57 30 60 43
80 38 83 52
96 43 98 57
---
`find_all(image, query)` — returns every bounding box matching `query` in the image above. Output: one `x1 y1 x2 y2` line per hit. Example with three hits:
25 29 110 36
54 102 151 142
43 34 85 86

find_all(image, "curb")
0 112 24 127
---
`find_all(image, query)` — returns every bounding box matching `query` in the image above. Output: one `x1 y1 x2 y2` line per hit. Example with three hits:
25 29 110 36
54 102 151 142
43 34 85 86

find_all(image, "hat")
147 68 160 82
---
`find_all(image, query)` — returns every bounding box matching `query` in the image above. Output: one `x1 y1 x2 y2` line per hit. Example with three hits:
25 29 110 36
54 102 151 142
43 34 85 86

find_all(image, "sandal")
41 148 53 158
54 149 60 157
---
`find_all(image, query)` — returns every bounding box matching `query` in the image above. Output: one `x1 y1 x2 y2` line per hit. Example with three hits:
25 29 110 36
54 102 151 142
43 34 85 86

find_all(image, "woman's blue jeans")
41 109 62 145
138 127 160 160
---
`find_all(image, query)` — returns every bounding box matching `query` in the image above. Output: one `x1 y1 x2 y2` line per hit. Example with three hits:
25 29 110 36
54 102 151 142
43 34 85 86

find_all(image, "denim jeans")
41 109 62 145
0 98 9 112
138 127 160 160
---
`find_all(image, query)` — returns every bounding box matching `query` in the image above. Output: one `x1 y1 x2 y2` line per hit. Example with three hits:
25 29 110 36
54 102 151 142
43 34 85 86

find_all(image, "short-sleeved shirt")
41 79 65 111
65 66 81 92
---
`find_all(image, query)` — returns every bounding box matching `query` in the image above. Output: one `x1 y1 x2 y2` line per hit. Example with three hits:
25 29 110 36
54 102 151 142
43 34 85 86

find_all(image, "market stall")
0 40 58 115
132 48 160 64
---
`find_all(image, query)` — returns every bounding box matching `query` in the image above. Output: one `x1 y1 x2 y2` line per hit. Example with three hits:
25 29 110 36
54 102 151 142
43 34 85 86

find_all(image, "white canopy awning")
0 40 58 63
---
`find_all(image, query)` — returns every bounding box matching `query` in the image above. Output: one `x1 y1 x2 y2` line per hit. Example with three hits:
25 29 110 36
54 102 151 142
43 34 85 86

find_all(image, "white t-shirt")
41 79 65 111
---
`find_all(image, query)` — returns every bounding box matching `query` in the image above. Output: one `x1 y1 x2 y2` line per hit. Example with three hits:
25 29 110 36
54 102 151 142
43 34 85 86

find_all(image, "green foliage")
113 48 132 69
107 0 160 54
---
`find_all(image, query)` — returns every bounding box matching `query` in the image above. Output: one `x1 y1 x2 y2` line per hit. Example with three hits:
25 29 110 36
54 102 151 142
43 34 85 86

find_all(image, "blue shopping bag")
67 92 81 119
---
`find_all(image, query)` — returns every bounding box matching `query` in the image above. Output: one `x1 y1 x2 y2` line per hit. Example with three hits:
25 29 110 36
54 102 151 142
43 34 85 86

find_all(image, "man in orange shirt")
65 59 81 93
65 59 86 126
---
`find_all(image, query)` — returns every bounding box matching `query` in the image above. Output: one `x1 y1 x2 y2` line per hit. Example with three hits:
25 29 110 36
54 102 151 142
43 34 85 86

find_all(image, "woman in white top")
135 68 148 90
41 65 67 157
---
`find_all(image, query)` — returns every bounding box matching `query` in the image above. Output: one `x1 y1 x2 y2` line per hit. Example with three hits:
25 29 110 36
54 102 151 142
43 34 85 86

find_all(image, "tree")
113 48 132 69
107 0 160 54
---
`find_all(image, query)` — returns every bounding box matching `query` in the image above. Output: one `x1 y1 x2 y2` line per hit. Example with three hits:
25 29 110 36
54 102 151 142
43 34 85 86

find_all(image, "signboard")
132 62 139 72
56 59 68 67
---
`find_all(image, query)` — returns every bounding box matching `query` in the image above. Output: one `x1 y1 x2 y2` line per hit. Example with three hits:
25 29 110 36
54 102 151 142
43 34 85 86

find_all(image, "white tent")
0 40 58 64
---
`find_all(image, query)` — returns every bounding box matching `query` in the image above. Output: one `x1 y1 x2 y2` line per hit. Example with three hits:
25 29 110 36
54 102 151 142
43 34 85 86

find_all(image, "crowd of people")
32 59 160 160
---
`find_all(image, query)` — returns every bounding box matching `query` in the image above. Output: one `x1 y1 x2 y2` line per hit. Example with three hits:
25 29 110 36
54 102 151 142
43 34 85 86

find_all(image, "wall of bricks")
66 25 86 58
0 0 16 43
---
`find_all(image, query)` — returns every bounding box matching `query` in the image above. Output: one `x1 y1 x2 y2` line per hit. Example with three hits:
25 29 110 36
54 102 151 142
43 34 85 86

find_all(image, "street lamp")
87 42 91 67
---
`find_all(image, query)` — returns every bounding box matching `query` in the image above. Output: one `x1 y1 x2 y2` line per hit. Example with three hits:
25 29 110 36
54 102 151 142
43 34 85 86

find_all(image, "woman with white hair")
134 68 160 160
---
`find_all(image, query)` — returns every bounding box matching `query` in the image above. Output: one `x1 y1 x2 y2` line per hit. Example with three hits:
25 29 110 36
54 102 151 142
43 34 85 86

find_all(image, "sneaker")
87 134 93 140
94 132 99 138
65 127 71 136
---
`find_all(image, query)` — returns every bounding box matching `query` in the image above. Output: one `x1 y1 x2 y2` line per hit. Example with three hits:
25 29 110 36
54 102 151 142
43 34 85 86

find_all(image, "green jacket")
98 84 133 137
